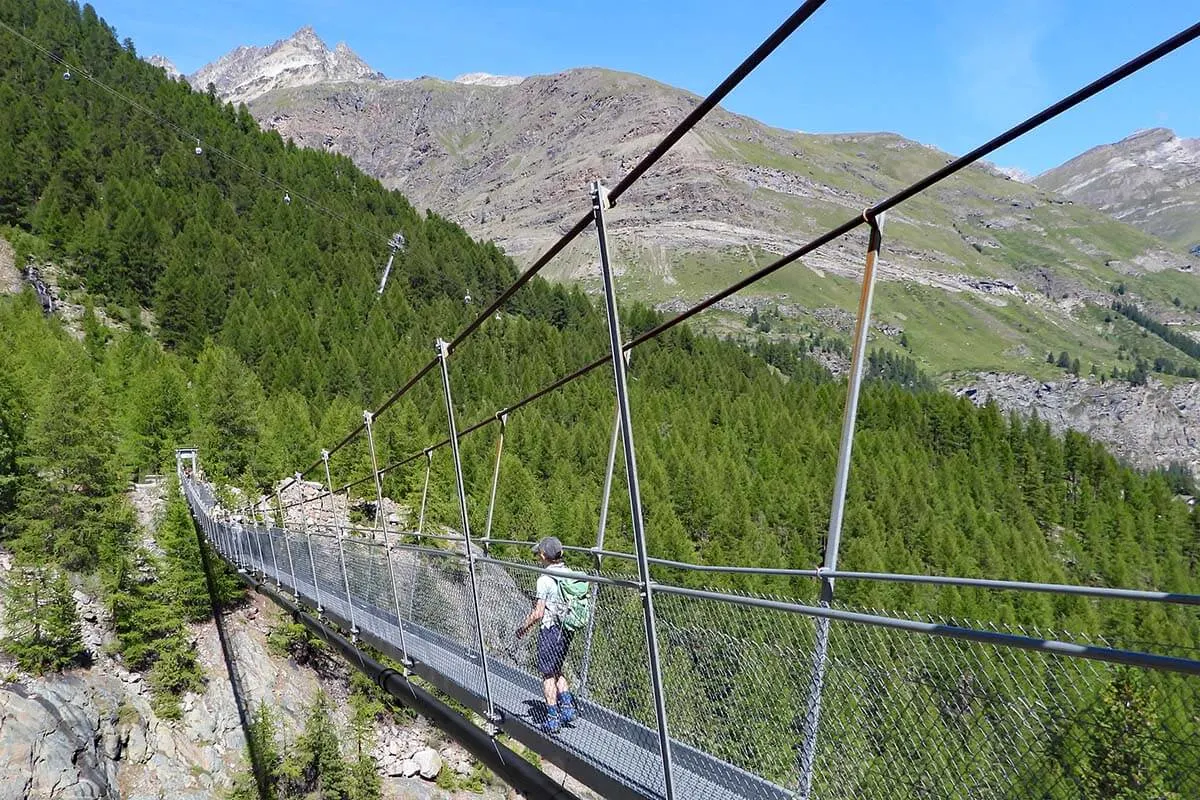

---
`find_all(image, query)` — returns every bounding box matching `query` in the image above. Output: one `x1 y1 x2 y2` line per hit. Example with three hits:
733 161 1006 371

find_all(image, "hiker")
516 535 582 733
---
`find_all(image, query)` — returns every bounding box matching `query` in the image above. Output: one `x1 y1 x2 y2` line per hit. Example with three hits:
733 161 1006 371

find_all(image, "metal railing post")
263 498 282 588
798 212 886 799
580 393 622 696
436 338 501 727
275 486 299 600
297 472 323 615
248 505 267 579
364 410 413 668
417 450 432 537
410 449 433 622
324 450 359 637
236 509 250 572
591 180 676 800
482 414 507 555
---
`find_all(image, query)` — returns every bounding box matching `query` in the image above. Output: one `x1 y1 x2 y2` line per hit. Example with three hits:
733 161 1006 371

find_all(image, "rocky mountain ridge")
1036 128 1200 250
186 26 382 106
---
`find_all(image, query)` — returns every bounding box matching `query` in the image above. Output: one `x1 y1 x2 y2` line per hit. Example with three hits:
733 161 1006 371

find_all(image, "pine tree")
282 690 351 798
1 566 85 673
1070 671 1178 799
0 366 24 523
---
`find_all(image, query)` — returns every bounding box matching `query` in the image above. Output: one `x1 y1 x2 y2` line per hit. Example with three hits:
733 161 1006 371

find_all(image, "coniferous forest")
0 1 1197 798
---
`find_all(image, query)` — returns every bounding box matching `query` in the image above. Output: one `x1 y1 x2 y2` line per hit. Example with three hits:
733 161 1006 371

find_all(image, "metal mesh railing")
183 479 1199 800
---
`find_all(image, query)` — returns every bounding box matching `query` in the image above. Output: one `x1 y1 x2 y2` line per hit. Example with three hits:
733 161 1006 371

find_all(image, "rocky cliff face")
189 26 381 106
959 372 1200 474
1036 128 1200 250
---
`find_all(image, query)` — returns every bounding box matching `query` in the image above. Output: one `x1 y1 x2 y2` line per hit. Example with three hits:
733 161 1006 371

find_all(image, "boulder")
413 747 442 779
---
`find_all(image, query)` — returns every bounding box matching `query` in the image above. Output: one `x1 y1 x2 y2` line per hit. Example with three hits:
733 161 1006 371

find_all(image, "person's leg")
536 627 563 732
555 631 577 723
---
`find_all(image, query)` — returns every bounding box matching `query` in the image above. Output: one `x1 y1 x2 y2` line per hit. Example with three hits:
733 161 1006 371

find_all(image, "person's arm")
517 598 546 638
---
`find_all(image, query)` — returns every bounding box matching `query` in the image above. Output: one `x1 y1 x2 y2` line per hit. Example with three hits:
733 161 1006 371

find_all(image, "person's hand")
515 626 526 639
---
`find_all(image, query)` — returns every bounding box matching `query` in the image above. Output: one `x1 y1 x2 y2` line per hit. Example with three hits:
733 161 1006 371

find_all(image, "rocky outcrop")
0 677 119 800
453 72 523 88
958 372 1200 473
188 26 382 106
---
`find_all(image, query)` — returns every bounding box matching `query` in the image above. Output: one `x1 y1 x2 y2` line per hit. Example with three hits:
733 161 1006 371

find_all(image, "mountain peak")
188 27 381 105
145 54 181 81
287 25 324 48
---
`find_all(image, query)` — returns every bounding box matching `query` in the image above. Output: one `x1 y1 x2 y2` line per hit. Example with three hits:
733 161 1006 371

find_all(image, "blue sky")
95 0 1200 175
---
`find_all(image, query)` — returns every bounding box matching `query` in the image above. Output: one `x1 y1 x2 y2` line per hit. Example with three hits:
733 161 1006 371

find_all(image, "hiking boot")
541 705 562 734
558 691 577 724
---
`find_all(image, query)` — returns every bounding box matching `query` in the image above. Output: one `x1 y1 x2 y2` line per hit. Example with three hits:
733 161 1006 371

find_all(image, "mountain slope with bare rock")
173 31 1200 472
1036 128 1200 250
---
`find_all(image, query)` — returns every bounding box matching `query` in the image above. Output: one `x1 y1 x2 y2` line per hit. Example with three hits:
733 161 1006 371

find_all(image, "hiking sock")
542 704 562 734
558 691 577 723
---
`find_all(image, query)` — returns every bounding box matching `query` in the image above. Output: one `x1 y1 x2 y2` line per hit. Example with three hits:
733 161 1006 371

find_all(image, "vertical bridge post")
297 472 323 616
481 413 508 556
274 485 299 601
364 410 414 669
591 180 676 800
436 338 502 728
798 211 886 798
580 403 621 696
323 449 358 637
263 497 282 589
410 449 433 622
248 504 266 581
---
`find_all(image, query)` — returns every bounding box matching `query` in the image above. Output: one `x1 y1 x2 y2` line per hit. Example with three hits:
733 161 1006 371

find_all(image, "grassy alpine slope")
249 67 1200 381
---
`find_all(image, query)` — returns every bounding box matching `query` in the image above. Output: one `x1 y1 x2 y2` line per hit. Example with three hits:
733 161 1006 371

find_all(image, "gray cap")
532 536 563 560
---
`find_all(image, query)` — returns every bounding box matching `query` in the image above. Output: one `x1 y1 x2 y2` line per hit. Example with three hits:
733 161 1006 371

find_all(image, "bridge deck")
185 481 791 800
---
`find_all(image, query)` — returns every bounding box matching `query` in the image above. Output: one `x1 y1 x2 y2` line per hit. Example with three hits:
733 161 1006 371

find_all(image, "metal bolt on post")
324 450 359 637
592 180 676 800
797 212 886 799
364 411 413 669
436 338 502 729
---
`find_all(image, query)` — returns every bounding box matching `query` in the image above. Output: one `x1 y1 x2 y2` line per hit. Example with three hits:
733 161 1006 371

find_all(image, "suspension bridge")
174 3 1200 798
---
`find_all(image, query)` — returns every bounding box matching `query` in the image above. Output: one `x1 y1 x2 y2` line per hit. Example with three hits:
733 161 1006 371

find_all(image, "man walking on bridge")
516 536 579 733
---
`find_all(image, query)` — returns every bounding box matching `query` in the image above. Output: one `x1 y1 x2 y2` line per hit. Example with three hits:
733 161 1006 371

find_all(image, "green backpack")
556 576 590 633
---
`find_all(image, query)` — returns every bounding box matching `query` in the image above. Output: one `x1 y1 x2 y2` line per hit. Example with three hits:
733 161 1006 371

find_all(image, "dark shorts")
536 624 573 677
